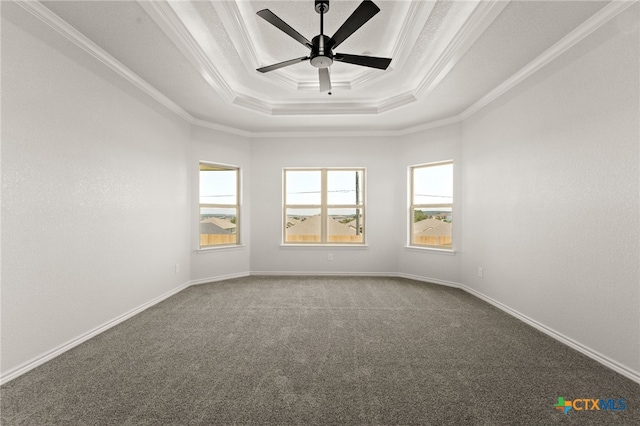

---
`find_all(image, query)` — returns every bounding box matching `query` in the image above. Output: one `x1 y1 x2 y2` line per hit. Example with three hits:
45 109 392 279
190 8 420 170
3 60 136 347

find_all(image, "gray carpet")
2 276 639 425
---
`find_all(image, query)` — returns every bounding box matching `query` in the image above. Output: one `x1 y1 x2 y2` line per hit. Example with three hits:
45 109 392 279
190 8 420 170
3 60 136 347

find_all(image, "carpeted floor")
2 276 639 425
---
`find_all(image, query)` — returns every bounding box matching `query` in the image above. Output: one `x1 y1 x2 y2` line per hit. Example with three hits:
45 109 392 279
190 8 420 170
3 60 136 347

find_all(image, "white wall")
397 123 463 285
190 125 251 283
249 136 401 275
248 128 466 283
1 4 191 377
2 0 638 385
461 5 639 375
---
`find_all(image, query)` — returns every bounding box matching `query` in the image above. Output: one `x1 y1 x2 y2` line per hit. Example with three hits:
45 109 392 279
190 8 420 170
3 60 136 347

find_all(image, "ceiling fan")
256 0 392 93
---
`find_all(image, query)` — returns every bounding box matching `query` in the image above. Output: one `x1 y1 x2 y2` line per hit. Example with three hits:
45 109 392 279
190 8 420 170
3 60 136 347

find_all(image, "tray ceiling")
22 1 622 134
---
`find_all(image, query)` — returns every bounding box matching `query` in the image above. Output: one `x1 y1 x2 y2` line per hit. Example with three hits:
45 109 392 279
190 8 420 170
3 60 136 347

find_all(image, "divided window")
284 168 365 244
199 163 240 248
410 161 453 249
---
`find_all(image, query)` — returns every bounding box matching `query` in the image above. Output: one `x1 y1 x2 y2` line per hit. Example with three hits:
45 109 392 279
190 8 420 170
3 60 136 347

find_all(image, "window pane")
285 208 321 243
328 208 364 243
327 170 363 205
413 163 453 205
200 168 237 205
286 170 321 205
412 207 452 247
200 207 237 246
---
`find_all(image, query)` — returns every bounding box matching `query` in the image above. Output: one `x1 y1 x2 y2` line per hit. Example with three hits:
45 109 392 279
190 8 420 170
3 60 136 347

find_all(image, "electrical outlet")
175 263 180 274
327 253 333 261
478 267 483 278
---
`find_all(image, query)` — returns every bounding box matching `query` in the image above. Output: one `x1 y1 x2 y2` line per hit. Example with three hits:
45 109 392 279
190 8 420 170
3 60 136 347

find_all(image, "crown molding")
14 0 257 136
212 0 261 70
297 78 352 91
249 129 402 139
347 0 436 91
14 0 193 123
18 0 632 139
376 92 417 114
138 0 442 115
216 0 303 91
271 102 378 116
137 0 236 104
232 95 274 115
213 0 310 92
414 0 510 100
383 0 436 75
397 115 463 136
27 0 505 118
343 0 435 91
247 113 465 139
233 92 383 116
190 118 252 138
231 0 508 116
461 0 638 120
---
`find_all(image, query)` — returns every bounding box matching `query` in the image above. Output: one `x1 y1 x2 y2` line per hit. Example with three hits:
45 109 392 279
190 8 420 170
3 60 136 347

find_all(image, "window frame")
198 162 241 249
409 160 454 250
283 167 366 245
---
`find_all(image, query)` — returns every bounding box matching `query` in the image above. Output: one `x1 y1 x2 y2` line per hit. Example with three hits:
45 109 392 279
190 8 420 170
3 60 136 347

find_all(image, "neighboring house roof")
414 218 451 236
201 217 236 230
200 222 231 235
286 215 358 235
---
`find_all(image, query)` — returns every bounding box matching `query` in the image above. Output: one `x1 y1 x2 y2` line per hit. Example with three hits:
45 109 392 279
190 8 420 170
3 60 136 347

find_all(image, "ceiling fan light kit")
256 0 392 93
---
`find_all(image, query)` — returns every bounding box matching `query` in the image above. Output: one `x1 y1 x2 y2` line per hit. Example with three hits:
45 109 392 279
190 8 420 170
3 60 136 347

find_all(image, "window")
284 168 365 244
410 161 453 249
199 163 240 248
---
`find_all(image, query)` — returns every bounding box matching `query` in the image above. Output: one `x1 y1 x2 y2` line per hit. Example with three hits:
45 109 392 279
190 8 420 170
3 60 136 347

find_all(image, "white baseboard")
0 280 191 386
4 272 638 387
189 271 251 286
250 270 394 277
394 272 463 289
459 284 640 385
391 273 639 384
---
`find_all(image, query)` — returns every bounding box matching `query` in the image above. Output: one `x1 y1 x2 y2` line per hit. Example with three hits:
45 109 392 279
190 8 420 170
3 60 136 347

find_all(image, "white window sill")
197 245 245 253
404 245 456 255
280 244 369 249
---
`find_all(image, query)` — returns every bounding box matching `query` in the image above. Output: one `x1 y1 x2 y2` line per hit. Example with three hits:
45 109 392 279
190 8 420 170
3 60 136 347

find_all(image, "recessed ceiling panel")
31 0 630 134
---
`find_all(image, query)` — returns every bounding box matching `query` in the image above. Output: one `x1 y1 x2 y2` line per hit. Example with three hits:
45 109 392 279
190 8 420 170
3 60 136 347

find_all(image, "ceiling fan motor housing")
310 35 333 68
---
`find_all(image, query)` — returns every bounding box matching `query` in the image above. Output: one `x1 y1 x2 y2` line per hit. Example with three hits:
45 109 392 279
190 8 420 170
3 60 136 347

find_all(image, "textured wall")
1 4 191 376
397 123 463 285
190 125 251 282
2 0 638 385
461 6 640 374
249 136 401 275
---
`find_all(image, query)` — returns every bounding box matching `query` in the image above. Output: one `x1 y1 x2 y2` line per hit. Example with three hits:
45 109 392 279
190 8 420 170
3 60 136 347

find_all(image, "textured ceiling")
33 0 613 134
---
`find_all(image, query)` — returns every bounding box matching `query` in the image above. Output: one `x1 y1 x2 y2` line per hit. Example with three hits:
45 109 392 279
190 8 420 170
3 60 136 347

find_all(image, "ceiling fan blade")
334 53 391 70
256 9 312 49
257 56 310 73
319 68 331 92
329 0 380 50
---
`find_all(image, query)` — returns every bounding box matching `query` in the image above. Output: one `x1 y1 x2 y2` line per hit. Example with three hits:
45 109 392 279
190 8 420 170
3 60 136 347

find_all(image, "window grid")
283 168 365 245
199 162 240 248
410 161 453 249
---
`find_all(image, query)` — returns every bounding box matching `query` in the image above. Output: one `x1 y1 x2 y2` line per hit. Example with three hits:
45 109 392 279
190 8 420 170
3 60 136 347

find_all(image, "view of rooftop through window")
284 168 365 244
199 163 239 247
198 163 452 248
410 161 453 249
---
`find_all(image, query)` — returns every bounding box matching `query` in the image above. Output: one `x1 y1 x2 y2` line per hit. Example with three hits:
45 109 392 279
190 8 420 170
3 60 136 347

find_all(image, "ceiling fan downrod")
311 1 332 69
